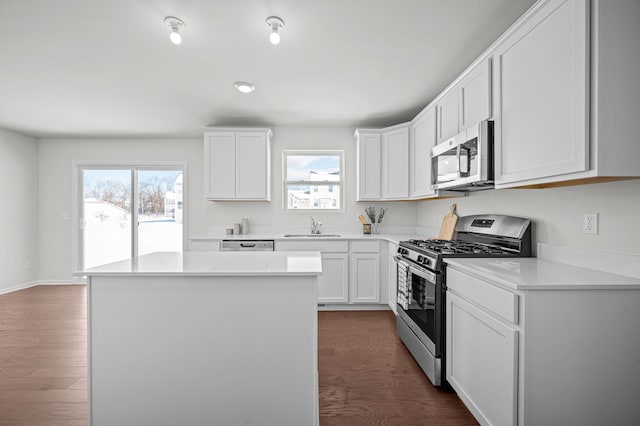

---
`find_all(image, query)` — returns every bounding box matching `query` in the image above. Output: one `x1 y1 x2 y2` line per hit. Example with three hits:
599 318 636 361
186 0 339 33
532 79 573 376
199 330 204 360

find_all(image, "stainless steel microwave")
430 120 494 191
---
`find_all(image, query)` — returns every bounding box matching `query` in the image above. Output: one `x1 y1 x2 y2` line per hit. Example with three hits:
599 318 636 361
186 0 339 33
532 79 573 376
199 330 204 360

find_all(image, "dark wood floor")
319 310 477 425
0 285 476 425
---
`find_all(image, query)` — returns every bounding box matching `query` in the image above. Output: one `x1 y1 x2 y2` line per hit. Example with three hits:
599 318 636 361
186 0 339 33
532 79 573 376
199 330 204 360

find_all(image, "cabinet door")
381 126 409 199
459 58 492 130
356 132 382 200
446 291 518 426
205 132 236 199
349 253 380 303
410 107 436 198
437 88 460 143
236 132 269 199
493 0 589 185
317 253 349 303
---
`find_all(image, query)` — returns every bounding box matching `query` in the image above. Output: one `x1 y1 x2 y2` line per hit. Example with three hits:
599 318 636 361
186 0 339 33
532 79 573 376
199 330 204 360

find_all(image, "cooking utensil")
437 204 458 240
358 214 368 225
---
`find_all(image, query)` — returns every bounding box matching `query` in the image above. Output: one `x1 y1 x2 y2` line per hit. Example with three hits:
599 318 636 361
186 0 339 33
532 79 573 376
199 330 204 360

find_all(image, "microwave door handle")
459 145 471 177
456 145 462 178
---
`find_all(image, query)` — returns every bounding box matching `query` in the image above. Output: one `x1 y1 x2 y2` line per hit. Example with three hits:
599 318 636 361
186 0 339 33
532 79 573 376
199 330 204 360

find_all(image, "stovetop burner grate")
404 239 517 256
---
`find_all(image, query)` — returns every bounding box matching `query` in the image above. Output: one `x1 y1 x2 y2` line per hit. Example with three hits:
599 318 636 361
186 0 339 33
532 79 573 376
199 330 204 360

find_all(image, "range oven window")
406 271 436 343
399 265 443 357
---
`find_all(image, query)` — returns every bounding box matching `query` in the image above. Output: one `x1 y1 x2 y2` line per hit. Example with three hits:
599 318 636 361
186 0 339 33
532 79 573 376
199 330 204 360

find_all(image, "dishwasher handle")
221 240 275 251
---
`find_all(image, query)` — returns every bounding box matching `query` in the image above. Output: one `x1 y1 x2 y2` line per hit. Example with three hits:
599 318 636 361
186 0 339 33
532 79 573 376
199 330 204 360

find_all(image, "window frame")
71 161 187 276
282 150 345 212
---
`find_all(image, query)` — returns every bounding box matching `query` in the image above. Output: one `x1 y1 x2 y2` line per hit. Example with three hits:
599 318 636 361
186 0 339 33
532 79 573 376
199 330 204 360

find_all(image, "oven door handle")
408 263 436 283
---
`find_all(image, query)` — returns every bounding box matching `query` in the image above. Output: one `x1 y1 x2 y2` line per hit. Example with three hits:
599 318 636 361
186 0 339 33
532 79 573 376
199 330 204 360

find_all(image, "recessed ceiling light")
234 81 255 93
266 16 285 45
164 16 185 45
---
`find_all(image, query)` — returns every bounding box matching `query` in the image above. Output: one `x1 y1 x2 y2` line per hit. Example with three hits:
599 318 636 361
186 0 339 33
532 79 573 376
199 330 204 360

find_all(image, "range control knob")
417 255 424 263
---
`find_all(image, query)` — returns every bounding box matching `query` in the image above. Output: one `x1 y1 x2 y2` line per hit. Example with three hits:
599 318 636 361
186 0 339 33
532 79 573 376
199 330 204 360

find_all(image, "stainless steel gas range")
395 215 532 386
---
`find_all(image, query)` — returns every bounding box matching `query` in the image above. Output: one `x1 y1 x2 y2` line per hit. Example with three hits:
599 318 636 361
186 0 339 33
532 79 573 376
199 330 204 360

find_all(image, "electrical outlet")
25 260 32 270
583 213 598 235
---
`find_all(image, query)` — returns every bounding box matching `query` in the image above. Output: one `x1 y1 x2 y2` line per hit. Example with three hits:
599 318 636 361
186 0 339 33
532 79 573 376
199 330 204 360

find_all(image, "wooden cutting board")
437 204 458 240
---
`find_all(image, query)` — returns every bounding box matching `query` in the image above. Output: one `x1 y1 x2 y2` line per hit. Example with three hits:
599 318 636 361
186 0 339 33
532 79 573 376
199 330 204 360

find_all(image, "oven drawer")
447 268 519 324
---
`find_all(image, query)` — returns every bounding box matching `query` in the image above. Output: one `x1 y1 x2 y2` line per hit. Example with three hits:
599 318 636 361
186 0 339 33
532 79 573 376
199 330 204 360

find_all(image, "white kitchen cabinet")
355 124 410 201
276 240 349 304
492 0 640 188
446 290 518 426
354 130 381 200
492 0 589 186
459 58 492 130
436 88 460 143
349 241 380 304
410 106 437 199
317 253 349 303
204 128 272 200
446 259 640 426
381 124 410 199
276 239 382 305
437 58 492 145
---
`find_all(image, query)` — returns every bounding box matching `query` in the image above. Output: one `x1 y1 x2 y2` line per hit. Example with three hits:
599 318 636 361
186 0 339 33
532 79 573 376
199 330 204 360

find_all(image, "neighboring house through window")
283 151 344 211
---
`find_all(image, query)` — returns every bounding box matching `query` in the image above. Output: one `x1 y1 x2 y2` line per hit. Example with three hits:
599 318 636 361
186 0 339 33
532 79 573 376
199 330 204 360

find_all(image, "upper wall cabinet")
493 0 588 186
355 124 410 201
437 58 492 144
410 106 437 199
354 130 382 200
492 0 640 188
381 125 410 199
204 128 272 200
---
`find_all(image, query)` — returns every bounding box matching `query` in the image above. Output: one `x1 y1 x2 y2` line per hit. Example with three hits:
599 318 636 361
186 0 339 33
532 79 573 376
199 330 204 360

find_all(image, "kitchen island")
75 251 322 426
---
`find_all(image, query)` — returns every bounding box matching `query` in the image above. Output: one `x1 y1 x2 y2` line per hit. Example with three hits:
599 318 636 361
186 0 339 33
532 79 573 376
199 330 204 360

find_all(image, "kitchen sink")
283 234 341 238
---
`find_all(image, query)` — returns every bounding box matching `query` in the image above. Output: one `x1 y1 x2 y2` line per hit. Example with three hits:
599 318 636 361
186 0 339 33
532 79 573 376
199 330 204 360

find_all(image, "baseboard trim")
317 303 391 311
0 280 40 296
0 280 86 296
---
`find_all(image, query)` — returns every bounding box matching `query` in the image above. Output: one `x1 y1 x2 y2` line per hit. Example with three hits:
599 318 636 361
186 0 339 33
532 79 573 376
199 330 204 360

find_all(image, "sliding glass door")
75 164 184 270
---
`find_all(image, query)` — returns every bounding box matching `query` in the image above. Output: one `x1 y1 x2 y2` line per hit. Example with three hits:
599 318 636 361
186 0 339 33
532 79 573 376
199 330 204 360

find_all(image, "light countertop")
445 257 640 290
189 233 428 245
74 251 322 277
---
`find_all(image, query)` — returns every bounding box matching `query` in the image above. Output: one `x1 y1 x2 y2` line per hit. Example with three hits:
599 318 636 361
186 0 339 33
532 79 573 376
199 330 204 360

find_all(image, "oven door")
397 261 443 357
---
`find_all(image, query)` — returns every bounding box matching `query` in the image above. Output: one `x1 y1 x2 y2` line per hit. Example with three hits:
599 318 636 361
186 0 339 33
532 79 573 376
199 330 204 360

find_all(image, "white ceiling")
0 0 536 138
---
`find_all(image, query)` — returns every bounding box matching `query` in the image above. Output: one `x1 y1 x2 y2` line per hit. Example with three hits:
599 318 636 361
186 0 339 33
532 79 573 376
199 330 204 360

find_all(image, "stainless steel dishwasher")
221 240 275 251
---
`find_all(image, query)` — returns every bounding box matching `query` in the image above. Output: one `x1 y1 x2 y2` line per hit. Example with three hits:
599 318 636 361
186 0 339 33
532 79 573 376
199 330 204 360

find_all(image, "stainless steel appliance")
431 120 494 191
395 214 531 386
221 240 274 251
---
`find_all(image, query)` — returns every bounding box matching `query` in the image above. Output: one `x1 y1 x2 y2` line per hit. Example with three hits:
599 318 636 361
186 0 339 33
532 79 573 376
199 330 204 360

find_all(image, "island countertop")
74 251 322 277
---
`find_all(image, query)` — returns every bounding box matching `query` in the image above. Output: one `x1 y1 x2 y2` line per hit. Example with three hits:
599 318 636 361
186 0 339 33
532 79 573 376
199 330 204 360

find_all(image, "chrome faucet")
309 216 322 234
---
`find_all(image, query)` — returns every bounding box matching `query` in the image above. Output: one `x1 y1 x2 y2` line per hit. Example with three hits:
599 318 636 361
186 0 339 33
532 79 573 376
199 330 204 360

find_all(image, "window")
283 151 343 210
73 163 185 271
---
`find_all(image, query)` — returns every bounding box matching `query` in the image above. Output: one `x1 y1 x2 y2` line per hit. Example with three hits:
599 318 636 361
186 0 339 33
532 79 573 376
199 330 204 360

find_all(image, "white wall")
37 127 639 282
417 179 640 256
37 138 205 281
0 128 39 293
37 128 418 281
204 127 417 233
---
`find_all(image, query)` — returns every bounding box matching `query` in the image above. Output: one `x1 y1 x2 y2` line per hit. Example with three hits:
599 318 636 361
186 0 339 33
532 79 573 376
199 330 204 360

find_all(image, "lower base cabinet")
446 291 517 426
446 265 640 426
275 240 380 304
349 253 380 303
317 253 349 303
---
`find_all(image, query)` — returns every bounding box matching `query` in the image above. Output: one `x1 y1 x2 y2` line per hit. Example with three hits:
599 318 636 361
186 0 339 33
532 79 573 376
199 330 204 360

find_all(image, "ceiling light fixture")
164 16 185 45
266 16 285 45
234 81 256 93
